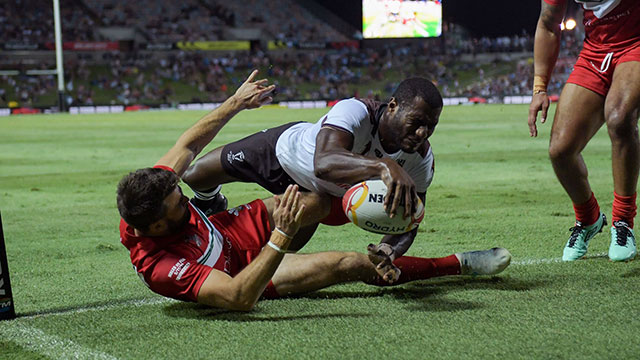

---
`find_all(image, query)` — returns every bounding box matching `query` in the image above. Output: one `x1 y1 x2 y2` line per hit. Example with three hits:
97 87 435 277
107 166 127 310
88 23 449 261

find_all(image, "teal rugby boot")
609 220 637 262
562 213 607 261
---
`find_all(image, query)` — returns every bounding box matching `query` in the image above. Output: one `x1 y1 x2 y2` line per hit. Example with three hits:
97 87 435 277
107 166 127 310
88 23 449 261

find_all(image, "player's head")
117 168 190 235
381 77 443 153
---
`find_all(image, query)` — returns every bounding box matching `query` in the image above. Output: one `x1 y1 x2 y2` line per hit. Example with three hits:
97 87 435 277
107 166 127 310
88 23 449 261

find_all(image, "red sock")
371 254 461 287
573 192 600 226
612 192 637 228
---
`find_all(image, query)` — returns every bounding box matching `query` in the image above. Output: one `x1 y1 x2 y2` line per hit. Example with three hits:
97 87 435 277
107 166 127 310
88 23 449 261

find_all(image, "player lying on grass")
182 75 444 280
116 70 511 311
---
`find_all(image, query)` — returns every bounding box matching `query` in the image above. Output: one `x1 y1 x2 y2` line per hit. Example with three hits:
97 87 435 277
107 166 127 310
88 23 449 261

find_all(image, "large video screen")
363 0 442 39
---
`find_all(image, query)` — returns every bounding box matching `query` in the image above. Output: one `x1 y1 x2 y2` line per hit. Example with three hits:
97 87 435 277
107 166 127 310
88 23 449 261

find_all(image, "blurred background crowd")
0 0 584 108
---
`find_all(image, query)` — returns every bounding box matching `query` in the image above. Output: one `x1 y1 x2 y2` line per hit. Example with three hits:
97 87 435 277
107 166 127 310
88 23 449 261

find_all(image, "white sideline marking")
22 296 175 319
0 322 118 360
512 252 608 266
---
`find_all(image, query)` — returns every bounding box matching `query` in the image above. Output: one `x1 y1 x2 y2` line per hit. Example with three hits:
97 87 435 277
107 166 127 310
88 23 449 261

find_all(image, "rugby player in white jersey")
117 71 511 311
183 77 467 281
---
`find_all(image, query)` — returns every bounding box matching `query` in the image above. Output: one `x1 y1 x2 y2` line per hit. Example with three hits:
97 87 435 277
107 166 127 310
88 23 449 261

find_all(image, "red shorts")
209 199 280 298
209 199 272 274
568 41 640 96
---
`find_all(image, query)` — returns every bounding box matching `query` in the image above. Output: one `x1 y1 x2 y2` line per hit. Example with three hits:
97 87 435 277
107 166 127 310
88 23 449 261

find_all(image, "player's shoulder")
329 98 369 116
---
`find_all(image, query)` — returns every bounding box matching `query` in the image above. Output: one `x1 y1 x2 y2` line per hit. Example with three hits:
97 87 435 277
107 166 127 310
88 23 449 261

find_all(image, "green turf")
1 105 639 359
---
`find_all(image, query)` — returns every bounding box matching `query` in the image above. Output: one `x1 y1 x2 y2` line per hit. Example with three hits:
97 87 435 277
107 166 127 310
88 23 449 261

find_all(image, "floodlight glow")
560 22 565 30
565 19 576 30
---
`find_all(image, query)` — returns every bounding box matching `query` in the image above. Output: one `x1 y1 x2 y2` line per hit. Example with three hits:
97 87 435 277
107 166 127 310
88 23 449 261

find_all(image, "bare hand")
367 243 401 283
528 92 550 137
380 158 417 219
233 69 276 109
272 185 306 238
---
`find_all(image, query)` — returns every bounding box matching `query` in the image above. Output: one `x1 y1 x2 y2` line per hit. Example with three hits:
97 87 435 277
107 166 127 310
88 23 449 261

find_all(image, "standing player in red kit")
116 71 511 311
528 0 640 261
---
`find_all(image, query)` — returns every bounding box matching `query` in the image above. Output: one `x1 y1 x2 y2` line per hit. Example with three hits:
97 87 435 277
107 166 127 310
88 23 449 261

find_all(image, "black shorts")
221 121 306 194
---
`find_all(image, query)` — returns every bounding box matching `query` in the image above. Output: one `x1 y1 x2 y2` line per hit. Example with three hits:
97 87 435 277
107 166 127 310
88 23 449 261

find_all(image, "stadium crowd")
1 0 345 44
1 34 582 108
0 0 585 108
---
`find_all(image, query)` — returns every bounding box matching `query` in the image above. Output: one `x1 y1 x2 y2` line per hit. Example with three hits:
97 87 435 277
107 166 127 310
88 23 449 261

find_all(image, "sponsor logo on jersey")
176 262 190 281
227 150 245 163
397 159 406 167
168 258 189 279
374 149 383 158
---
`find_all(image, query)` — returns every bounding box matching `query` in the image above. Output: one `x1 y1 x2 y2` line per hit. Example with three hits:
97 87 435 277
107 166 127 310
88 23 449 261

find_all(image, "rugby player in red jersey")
117 71 511 311
528 0 640 261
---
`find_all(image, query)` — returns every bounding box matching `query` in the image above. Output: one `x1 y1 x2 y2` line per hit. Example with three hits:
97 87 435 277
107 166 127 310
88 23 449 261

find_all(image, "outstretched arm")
528 0 567 137
156 70 275 176
314 127 417 218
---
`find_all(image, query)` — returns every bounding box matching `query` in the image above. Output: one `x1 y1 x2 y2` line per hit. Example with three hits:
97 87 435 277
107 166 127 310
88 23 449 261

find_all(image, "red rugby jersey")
120 203 227 302
544 0 640 50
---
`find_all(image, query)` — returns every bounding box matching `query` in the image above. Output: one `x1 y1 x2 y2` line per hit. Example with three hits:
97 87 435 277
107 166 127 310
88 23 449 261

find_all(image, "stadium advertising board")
268 41 359 51
363 0 442 39
44 41 120 51
176 41 250 51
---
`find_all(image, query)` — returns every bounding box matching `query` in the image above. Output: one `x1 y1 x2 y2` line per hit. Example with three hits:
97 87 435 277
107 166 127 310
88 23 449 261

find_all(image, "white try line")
511 252 608 266
20 296 176 320
1 297 177 360
0 322 119 360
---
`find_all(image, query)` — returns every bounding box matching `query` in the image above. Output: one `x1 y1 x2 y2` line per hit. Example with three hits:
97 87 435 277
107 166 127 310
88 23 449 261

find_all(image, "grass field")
1 104 639 359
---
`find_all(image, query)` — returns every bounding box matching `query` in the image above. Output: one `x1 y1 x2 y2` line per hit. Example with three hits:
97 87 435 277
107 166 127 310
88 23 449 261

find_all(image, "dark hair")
116 167 179 231
392 77 443 110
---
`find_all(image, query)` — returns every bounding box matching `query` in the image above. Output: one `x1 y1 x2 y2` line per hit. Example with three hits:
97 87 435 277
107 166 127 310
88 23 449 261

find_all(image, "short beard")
166 207 191 233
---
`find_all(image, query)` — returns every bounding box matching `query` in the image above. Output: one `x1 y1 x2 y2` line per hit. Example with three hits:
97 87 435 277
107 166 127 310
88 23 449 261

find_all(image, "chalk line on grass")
21 296 175 320
511 252 608 266
0 322 119 360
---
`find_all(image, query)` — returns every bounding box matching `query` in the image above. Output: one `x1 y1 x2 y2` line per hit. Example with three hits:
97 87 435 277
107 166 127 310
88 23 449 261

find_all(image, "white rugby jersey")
275 98 434 197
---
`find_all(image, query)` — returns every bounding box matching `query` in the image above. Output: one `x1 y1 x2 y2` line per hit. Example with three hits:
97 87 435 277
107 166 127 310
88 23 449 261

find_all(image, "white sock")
193 185 221 201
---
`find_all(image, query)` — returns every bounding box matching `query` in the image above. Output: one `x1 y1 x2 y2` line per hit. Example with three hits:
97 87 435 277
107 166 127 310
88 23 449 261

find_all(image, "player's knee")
548 141 572 163
334 252 369 281
606 109 639 141
181 164 199 186
301 192 331 220
182 161 215 190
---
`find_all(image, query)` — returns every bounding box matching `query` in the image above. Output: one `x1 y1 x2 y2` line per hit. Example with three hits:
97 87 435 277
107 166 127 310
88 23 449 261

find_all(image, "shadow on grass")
162 302 371 322
621 265 640 278
163 276 544 320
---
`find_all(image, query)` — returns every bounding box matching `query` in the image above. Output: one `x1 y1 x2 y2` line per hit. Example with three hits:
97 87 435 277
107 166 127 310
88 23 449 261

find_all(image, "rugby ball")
342 179 424 235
